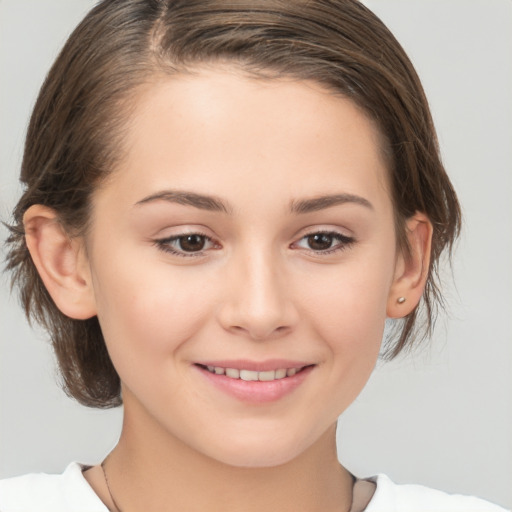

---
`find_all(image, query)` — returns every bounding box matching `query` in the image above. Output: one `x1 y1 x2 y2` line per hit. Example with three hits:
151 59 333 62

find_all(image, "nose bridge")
219 242 297 339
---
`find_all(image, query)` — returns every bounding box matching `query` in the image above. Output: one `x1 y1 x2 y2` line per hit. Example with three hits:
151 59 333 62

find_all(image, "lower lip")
195 365 314 403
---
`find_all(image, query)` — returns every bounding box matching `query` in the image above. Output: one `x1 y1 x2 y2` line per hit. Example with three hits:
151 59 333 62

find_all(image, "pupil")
180 235 205 252
308 233 333 251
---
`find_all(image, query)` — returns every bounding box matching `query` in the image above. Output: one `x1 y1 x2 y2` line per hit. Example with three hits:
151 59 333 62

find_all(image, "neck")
103 405 353 512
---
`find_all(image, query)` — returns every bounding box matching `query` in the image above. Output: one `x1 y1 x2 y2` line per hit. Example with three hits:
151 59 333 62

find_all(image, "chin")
200 432 317 469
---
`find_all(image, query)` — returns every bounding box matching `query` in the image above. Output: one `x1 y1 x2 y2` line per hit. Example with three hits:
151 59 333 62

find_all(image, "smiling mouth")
196 364 311 382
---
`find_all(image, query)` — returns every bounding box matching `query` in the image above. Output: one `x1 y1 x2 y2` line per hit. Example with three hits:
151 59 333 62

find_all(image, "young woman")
1 1 509 511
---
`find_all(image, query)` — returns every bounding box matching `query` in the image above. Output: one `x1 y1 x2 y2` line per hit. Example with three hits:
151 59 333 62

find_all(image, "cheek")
299 256 393 397
89 251 215 371
304 263 391 348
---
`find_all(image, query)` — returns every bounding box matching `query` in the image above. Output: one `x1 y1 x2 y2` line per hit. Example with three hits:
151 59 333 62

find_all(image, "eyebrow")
135 190 373 214
289 193 373 214
135 190 232 214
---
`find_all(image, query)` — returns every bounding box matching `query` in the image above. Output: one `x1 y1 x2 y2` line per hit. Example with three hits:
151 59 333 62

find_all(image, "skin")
24 67 432 511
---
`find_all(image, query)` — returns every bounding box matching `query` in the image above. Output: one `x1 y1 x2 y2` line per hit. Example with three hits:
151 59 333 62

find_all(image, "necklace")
101 459 124 512
101 458 358 512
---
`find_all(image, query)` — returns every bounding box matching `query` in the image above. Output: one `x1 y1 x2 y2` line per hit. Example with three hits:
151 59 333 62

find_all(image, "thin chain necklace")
100 458 357 512
101 459 124 512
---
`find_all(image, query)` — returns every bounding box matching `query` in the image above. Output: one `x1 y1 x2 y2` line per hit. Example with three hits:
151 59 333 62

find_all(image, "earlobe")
23 205 97 320
387 212 433 319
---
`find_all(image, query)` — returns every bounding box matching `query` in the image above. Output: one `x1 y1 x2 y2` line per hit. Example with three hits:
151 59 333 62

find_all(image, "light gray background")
1 0 511 508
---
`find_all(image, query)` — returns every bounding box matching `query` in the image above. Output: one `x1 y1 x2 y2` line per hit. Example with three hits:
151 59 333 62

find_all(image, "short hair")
5 0 461 408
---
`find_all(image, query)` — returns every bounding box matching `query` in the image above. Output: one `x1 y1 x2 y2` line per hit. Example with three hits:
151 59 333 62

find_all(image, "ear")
387 212 433 318
23 205 97 319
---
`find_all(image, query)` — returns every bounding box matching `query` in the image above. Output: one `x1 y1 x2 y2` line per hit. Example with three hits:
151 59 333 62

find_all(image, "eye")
154 233 218 257
294 231 355 254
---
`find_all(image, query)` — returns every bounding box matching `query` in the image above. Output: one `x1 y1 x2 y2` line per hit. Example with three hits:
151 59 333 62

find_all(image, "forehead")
100 67 391 212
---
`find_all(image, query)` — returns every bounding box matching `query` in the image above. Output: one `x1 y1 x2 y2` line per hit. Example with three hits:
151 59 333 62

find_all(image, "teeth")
240 370 259 381
205 365 304 381
225 368 240 378
258 370 276 381
275 368 287 379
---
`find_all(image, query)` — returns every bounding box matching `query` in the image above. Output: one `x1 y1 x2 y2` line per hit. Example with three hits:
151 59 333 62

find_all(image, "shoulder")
364 474 509 512
0 463 107 512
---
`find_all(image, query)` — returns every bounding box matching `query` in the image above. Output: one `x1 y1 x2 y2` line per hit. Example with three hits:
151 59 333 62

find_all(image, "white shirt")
0 463 508 512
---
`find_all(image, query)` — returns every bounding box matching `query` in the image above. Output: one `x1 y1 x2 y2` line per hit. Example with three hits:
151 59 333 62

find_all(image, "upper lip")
195 359 314 372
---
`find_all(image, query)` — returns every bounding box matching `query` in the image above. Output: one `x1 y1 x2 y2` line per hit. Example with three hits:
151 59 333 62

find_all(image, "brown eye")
307 233 335 251
178 234 206 252
294 231 355 254
154 232 216 257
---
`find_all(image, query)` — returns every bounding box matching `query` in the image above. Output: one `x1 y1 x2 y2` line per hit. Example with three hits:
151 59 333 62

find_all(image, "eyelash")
153 230 355 258
293 230 355 255
153 231 217 258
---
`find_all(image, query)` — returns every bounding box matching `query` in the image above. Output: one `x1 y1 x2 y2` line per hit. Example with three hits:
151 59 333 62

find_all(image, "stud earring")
397 297 406 304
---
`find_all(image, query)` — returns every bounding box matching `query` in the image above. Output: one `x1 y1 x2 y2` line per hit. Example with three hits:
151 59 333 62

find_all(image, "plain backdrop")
1 0 511 508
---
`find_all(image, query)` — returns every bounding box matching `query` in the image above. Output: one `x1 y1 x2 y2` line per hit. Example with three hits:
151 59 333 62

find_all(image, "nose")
217 249 299 341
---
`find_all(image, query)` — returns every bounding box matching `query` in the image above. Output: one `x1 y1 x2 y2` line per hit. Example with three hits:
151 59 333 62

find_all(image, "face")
84 68 402 467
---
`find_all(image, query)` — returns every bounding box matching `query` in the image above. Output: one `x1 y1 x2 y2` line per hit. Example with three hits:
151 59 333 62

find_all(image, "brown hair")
5 0 461 408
